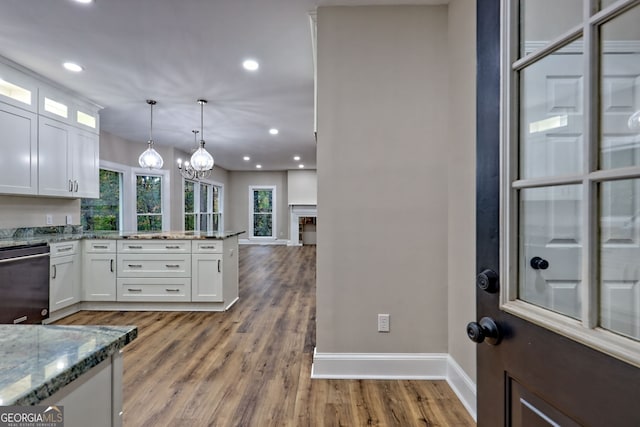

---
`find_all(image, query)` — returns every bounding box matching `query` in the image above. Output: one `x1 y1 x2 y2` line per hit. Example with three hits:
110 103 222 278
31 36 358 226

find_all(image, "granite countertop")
0 230 245 248
0 325 137 405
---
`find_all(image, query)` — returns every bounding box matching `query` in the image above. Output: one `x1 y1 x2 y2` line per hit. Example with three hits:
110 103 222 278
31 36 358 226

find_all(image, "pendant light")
177 99 214 180
138 99 164 169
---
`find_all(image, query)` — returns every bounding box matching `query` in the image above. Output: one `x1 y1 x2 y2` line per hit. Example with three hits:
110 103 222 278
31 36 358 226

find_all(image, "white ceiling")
0 0 447 171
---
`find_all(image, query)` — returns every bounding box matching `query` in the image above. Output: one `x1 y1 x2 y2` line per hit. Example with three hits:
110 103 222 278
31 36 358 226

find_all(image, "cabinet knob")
477 269 499 293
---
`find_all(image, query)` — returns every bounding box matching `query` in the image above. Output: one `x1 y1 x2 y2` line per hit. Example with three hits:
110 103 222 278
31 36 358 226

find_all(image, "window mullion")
581 0 599 329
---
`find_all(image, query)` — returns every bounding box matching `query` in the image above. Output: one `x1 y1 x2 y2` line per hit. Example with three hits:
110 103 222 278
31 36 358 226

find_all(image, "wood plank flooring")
56 245 475 427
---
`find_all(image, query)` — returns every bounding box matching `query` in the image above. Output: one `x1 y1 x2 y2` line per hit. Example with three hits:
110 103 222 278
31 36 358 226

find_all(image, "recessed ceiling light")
242 59 259 71
269 128 279 135
74 0 93 3
298 164 305 169
256 164 262 169
63 62 83 72
293 156 301 161
243 156 250 161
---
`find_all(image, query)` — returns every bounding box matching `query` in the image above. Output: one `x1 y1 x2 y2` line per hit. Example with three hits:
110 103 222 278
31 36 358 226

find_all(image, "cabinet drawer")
117 254 191 277
117 240 190 254
191 240 223 253
117 278 191 302
84 240 116 253
50 241 79 257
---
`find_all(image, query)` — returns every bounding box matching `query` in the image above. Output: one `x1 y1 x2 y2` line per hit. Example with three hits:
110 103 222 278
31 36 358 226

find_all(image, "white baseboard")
446 355 477 421
311 349 448 379
239 238 289 246
310 349 476 421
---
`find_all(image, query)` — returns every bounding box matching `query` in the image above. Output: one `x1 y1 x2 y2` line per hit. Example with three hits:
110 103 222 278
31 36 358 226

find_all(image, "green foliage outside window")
253 189 273 237
81 169 120 231
137 175 162 231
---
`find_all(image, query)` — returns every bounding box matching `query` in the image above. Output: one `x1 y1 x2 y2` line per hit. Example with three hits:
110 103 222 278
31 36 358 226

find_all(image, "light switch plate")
66 215 72 225
46 215 53 225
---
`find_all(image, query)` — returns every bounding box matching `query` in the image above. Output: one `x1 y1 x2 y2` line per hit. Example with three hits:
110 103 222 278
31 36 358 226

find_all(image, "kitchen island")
0 229 244 323
0 324 136 426
50 231 243 322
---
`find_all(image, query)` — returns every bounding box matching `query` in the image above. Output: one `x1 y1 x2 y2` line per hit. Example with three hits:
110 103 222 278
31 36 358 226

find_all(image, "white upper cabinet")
0 103 37 195
0 60 101 198
0 64 37 112
38 117 99 198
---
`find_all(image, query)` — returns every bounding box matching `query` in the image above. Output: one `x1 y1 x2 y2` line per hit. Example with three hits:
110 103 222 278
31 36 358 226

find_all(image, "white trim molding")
310 349 477 421
239 238 288 246
248 185 277 239
311 350 448 380
288 204 317 246
446 356 477 421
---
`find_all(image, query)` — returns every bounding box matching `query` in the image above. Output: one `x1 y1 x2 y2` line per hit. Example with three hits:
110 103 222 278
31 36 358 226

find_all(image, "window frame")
182 178 224 233
249 185 277 240
500 0 640 368
80 164 124 232
132 168 170 232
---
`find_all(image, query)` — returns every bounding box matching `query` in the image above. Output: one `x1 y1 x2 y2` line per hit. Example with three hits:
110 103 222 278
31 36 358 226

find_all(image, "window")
184 179 223 232
81 168 122 231
502 0 640 366
136 174 163 232
250 186 276 239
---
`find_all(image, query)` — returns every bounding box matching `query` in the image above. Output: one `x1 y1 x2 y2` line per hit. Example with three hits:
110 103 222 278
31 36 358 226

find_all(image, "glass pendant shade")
139 141 164 169
138 99 164 169
629 110 640 131
190 143 214 171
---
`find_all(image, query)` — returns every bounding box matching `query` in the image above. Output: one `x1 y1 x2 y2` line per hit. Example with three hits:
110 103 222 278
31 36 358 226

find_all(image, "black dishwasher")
0 243 50 324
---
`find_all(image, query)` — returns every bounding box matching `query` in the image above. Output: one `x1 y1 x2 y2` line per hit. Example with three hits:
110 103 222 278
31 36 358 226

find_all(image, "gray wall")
316 6 450 354
447 0 477 382
227 171 289 240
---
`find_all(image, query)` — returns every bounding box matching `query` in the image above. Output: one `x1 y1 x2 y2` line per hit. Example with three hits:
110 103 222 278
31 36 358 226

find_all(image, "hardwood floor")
57 245 475 427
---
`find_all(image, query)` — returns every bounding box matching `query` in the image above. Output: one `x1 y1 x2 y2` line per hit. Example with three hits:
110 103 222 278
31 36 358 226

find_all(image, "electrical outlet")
377 314 390 332
65 215 72 225
46 214 53 225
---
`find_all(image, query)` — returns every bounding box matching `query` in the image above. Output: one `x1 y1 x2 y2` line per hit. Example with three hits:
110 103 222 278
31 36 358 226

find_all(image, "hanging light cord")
149 101 154 143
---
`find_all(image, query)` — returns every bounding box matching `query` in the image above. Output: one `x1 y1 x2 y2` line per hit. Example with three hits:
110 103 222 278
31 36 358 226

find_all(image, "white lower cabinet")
192 254 223 302
84 254 116 301
50 242 80 312
83 240 116 301
78 238 237 307
116 278 191 302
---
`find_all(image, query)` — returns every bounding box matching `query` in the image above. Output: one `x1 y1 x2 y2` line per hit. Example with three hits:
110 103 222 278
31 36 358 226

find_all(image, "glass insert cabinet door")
505 0 640 364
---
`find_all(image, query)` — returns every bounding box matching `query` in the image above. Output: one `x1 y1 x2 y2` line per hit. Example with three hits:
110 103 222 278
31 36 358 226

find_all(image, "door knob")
530 256 549 270
466 317 501 345
477 269 499 293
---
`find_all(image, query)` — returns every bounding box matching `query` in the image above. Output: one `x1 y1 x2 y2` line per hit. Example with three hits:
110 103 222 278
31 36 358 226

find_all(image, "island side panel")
223 235 239 309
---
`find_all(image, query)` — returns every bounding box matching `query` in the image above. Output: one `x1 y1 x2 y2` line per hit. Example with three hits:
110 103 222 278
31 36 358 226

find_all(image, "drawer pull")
201 245 217 249
127 288 142 292
165 245 181 249
94 245 108 249
58 246 73 252
128 264 143 268
128 245 143 249
165 264 180 268
165 288 181 292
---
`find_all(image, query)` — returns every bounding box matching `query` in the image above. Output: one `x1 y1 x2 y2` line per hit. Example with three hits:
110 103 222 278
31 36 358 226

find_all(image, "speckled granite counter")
0 325 137 405
0 230 245 248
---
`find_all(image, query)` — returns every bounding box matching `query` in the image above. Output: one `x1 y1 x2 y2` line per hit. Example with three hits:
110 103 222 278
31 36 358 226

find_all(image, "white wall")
447 0 477 383
0 196 80 228
316 5 449 354
287 170 317 205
